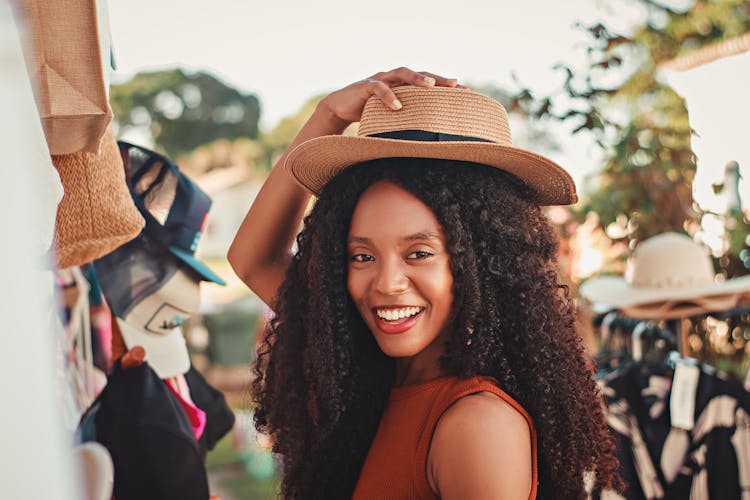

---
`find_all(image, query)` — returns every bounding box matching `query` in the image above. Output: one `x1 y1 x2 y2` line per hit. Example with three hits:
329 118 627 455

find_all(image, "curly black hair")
252 158 623 499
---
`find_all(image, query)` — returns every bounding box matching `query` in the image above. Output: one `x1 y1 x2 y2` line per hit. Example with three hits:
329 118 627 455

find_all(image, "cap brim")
168 246 226 286
285 135 577 206
117 318 190 378
579 274 750 308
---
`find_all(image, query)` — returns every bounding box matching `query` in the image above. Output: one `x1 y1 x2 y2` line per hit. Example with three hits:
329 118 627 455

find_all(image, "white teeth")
376 306 422 321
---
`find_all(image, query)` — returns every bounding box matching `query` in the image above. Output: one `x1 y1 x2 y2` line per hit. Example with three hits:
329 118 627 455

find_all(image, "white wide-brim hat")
285 85 578 206
580 232 750 309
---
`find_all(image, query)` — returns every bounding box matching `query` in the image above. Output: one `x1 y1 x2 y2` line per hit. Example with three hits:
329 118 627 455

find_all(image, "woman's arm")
228 68 459 308
427 392 534 499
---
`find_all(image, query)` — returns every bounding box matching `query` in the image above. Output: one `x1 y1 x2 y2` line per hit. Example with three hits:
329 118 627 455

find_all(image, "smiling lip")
374 308 424 335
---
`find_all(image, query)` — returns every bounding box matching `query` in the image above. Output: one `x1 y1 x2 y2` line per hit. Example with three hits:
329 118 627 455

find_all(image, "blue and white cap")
94 233 198 378
119 141 225 286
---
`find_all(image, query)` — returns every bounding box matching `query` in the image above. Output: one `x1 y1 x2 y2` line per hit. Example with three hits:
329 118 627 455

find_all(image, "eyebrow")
348 232 442 244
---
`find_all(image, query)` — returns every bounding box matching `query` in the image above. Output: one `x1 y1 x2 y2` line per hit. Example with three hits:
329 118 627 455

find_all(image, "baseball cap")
118 141 225 286
94 234 197 378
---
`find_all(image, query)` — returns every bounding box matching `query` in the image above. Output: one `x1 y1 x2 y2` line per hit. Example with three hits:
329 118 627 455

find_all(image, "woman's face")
347 181 454 360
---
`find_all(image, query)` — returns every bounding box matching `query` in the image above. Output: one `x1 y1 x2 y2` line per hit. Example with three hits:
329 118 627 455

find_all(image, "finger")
418 71 460 88
362 78 403 110
373 67 437 88
121 345 146 370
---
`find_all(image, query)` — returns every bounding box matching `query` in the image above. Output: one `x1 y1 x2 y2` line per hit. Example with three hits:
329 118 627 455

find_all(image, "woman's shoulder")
426 388 534 499
433 388 532 449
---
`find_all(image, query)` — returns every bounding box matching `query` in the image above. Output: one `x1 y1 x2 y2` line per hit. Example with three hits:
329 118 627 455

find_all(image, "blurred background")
57 0 750 497
0 0 750 500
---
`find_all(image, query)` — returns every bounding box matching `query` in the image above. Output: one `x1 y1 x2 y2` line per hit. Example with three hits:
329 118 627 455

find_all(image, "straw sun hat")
285 85 577 206
580 233 750 318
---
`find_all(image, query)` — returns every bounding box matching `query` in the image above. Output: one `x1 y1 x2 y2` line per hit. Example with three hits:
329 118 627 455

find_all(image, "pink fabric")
164 375 206 440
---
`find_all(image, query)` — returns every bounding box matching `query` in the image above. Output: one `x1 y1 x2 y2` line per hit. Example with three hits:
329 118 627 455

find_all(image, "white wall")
0 4 76 498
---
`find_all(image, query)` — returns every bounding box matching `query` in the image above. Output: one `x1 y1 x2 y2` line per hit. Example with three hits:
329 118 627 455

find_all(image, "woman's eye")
407 250 434 259
350 254 375 263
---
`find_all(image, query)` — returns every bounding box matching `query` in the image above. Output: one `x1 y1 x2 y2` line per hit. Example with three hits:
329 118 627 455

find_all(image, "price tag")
669 362 700 430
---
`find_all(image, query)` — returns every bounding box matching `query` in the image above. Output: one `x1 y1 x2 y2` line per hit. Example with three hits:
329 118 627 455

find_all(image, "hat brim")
285 135 578 206
579 274 750 308
117 318 190 379
619 294 740 320
168 246 226 286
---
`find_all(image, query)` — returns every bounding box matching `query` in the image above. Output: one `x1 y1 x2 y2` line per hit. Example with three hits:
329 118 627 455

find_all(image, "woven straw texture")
52 129 144 268
358 86 512 145
286 86 577 206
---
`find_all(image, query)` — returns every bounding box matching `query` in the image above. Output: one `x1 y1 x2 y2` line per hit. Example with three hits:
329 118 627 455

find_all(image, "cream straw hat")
580 232 750 312
285 85 577 206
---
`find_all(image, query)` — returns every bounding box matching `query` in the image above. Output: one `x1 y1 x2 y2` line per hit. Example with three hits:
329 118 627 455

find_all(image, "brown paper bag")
17 0 113 155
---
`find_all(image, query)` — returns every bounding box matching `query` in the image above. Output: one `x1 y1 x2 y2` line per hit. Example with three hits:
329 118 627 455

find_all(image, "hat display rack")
586 281 750 378
583 235 750 499
77 142 234 500
14 1 233 491
581 232 750 370
28 82 234 500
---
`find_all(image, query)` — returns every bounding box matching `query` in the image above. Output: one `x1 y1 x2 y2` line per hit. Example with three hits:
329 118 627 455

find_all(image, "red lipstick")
375 309 423 335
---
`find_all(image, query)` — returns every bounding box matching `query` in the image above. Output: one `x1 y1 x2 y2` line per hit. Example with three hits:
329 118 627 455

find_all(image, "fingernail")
423 76 435 84
392 99 402 110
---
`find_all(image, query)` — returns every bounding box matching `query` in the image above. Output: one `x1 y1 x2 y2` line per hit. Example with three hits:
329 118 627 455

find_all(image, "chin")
372 334 426 358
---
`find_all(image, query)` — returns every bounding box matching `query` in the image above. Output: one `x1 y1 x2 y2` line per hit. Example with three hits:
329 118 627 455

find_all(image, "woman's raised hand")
228 68 462 307
318 67 461 130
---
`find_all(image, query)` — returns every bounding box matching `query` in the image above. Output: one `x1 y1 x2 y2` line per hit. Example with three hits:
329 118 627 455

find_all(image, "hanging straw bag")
52 129 144 268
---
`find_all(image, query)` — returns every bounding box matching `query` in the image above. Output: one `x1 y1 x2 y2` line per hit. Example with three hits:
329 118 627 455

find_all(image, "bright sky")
108 0 747 208
109 0 643 191
109 0 628 128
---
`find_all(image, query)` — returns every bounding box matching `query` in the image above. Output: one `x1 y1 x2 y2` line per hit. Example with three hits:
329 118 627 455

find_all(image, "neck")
394 357 446 386
392 328 452 386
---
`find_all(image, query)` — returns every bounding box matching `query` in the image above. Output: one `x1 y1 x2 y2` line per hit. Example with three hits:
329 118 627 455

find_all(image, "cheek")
347 270 367 307
423 264 454 308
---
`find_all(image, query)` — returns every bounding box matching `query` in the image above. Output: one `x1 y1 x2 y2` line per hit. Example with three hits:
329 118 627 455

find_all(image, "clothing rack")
597 302 750 362
592 307 750 499
692 303 750 320
593 313 679 376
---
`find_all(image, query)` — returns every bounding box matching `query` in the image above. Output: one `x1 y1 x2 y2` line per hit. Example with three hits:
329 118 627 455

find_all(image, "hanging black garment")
184 365 235 458
78 360 210 500
596 362 750 499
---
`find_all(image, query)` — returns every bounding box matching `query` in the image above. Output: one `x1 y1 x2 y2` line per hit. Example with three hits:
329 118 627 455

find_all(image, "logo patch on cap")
146 303 192 334
190 213 209 252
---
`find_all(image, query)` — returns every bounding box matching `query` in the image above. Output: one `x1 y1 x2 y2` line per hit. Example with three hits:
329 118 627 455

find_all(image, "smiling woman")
228 68 624 499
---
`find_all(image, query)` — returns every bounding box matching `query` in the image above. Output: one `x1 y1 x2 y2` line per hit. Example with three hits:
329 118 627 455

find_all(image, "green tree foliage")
512 0 750 244
174 137 267 178
472 84 561 154
110 69 261 158
260 95 323 167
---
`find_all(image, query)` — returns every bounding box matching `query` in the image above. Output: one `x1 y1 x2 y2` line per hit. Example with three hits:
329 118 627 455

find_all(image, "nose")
375 257 409 295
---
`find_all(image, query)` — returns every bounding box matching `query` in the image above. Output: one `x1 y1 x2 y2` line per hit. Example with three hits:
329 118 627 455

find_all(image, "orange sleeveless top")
352 376 538 499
